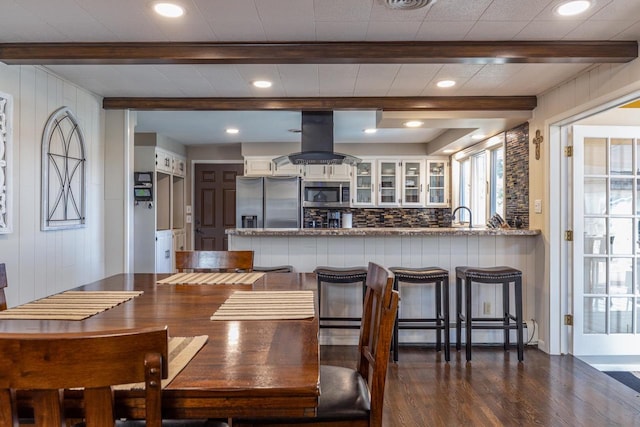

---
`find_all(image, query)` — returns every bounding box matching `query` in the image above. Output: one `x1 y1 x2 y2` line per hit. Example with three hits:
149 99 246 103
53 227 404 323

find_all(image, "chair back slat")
175 250 254 272
357 262 398 427
0 326 168 427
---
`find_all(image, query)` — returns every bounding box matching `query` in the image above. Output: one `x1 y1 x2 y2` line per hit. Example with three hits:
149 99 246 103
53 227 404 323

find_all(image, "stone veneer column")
505 122 530 229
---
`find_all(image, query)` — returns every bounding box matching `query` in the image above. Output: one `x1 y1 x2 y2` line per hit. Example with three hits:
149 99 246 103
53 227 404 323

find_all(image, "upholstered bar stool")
314 266 368 329
389 267 450 362
455 266 524 362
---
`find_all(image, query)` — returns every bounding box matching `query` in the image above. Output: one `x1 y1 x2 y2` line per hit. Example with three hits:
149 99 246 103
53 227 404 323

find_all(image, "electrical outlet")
534 199 542 214
483 302 491 315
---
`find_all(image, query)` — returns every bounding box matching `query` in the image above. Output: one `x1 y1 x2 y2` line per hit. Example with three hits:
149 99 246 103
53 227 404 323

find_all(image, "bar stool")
389 267 450 362
314 266 368 329
455 266 524 362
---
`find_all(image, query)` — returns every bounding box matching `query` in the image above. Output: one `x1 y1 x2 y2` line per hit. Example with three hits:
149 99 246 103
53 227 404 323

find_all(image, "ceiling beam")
102 96 537 111
0 41 636 65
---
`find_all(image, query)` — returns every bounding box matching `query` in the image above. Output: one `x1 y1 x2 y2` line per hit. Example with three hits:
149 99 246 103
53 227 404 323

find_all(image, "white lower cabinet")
155 230 173 274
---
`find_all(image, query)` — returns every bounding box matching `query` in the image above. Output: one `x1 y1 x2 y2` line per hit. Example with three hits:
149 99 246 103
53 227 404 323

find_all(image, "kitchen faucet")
451 206 472 228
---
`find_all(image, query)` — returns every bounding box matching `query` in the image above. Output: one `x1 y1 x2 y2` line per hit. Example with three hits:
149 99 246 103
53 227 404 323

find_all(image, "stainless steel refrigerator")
236 176 302 228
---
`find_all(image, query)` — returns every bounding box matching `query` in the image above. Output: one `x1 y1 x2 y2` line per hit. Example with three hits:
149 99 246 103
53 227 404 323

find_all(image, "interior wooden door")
194 163 244 250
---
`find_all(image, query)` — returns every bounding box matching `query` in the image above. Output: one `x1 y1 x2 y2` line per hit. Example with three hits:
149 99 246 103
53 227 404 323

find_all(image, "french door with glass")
573 125 640 355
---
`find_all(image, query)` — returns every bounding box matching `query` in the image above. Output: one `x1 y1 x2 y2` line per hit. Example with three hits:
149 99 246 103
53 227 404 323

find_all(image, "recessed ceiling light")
556 0 592 16
436 80 456 88
252 80 272 88
153 2 184 18
471 134 486 140
226 128 239 134
364 128 378 134
403 120 424 128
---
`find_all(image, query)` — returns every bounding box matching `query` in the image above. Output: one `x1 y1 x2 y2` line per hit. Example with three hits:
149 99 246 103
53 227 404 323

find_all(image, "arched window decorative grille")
41 107 86 230
0 92 12 234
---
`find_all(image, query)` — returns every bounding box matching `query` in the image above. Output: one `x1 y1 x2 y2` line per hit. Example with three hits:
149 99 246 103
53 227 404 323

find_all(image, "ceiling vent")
382 0 437 10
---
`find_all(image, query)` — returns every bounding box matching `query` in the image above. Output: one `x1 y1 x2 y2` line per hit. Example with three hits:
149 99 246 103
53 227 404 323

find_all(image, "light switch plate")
534 199 542 214
186 205 192 214
186 214 192 223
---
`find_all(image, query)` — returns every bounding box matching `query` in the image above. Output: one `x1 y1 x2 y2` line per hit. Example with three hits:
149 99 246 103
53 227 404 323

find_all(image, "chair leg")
515 277 524 362
456 276 462 352
393 277 400 362
503 279 510 352
317 277 322 323
443 276 450 362
435 279 442 352
465 279 472 362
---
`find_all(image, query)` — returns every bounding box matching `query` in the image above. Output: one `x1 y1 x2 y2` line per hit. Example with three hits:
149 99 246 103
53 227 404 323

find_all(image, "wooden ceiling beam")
0 41 636 65
102 96 537 111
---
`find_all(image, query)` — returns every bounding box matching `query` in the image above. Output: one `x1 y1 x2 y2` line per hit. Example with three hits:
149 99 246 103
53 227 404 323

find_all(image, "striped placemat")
158 272 266 285
211 290 315 320
114 335 208 390
0 291 143 321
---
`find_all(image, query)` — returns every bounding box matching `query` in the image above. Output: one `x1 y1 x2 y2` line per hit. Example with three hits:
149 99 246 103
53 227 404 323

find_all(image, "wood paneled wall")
531 57 640 354
0 63 105 307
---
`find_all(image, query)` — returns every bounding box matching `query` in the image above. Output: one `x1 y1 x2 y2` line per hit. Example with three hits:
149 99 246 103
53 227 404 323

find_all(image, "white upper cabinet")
401 160 425 206
155 148 173 174
273 162 302 176
377 160 401 206
245 157 302 176
172 154 186 177
352 160 376 206
244 157 274 176
328 164 352 181
302 164 352 181
426 159 449 206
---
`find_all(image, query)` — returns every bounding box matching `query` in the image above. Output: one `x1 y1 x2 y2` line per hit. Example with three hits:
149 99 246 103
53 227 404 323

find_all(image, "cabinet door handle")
420 184 423 192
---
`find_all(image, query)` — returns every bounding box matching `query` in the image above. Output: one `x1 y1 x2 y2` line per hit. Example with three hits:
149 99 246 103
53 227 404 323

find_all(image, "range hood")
274 111 361 166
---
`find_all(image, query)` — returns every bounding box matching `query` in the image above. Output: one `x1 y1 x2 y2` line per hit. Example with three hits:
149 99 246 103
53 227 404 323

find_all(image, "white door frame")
549 90 640 355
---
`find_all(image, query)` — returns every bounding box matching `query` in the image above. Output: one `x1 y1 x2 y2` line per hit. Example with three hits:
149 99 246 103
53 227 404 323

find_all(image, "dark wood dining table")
1 273 320 420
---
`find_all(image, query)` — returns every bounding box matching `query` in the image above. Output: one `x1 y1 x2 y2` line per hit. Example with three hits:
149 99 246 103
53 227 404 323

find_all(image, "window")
452 135 505 227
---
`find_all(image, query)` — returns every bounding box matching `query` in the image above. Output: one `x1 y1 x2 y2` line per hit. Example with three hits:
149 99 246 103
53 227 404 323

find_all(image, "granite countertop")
226 227 541 236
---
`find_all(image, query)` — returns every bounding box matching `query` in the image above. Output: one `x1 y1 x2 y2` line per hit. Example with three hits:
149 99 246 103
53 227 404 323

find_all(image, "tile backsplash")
304 207 451 228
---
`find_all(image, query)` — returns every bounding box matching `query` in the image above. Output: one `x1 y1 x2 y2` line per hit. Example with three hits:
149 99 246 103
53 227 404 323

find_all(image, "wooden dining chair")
0 326 168 427
175 250 254 272
234 262 399 427
0 263 7 311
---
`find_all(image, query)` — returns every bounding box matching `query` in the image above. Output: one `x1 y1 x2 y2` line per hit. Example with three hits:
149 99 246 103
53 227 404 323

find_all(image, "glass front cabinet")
427 159 448 206
378 160 400 206
353 160 376 206
401 160 425 206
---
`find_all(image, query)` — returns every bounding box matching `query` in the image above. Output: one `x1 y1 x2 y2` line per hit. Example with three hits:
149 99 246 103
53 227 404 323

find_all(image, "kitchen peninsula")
228 227 540 273
228 227 542 345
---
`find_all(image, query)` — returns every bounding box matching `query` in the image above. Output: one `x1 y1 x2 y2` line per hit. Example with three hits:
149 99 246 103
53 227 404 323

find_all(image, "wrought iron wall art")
41 106 86 230
0 92 12 234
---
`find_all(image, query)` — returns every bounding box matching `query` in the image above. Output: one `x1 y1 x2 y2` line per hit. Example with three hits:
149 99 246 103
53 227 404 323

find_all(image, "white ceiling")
2 0 639 153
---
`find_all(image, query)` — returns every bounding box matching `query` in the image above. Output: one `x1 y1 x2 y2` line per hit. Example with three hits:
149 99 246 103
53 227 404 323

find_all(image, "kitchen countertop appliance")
327 211 341 228
302 180 350 208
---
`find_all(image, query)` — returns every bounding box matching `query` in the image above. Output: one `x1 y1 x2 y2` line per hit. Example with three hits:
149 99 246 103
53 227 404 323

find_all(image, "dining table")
1 272 320 420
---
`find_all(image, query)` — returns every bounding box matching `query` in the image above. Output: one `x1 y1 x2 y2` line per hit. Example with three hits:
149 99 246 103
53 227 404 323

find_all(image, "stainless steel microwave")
302 181 351 208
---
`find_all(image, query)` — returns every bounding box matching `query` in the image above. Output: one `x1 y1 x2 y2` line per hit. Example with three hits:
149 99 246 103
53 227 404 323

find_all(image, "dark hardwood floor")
321 345 640 426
